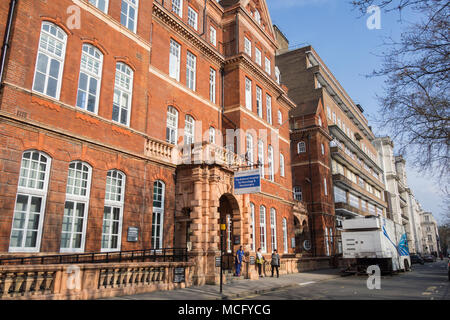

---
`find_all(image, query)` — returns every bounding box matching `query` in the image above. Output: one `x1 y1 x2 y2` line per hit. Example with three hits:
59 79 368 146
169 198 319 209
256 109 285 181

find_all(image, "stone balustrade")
144 138 174 162
177 142 245 168
0 261 194 300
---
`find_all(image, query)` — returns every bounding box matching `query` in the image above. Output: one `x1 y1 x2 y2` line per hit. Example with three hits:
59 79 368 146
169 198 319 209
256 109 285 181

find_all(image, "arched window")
184 115 195 145
259 205 267 253
280 153 285 177
89 0 109 13
76 44 104 113
258 139 264 177
101 170 126 252
297 141 306 154
266 94 272 124
282 218 288 254
268 145 274 181
270 208 277 251
120 0 139 33
250 203 256 252
246 133 254 167
61 161 92 253
254 9 261 24
152 180 165 249
275 66 281 85
209 127 216 144
277 110 282 125
166 106 178 145
112 62 134 126
32 22 67 99
10 151 52 252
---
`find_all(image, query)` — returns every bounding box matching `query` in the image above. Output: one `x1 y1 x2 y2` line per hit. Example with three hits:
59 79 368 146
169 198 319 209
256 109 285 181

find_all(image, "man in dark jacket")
271 249 280 278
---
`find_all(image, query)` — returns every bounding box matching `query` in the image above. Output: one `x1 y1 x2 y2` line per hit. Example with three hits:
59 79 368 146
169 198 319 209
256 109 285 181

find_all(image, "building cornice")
225 54 296 110
152 1 225 65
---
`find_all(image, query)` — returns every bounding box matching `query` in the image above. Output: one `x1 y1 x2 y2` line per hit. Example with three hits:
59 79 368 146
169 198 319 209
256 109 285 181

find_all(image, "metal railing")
0 248 188 266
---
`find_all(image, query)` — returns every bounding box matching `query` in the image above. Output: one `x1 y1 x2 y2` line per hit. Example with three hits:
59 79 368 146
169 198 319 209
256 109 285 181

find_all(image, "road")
239 260 450 300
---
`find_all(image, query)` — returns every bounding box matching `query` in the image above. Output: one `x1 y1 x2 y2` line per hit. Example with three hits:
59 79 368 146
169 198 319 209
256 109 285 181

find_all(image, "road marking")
298 281 316 286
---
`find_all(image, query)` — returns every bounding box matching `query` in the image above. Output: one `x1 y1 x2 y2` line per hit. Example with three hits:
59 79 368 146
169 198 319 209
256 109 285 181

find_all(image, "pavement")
103 268 343 300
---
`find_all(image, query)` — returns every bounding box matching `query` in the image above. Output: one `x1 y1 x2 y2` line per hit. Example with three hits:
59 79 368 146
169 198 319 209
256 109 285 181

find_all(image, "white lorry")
341 215 411 274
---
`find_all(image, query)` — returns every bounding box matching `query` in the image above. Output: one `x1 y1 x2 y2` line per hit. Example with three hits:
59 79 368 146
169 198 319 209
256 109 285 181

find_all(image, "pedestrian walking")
271 249 280 278
256 248 265 278
235 246 245 277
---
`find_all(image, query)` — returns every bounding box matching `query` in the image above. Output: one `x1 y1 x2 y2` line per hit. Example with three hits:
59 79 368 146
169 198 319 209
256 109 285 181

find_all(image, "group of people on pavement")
234 246 280 278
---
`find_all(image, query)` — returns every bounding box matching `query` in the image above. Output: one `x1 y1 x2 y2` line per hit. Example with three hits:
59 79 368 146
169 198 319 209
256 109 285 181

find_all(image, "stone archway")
174 162 249 285
218 193 241 270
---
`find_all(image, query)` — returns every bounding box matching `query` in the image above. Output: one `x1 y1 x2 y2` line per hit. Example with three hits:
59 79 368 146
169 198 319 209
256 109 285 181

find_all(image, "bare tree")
351 0 450 180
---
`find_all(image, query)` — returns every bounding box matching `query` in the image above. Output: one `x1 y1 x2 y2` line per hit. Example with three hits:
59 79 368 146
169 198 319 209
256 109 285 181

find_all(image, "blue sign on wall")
234 168 261 195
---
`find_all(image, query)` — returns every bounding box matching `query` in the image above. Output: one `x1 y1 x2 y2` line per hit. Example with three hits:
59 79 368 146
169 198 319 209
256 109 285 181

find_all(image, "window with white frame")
318 116 322 127
265 57 271 75
186 51 196 91
282 218 288 253
277 110 282 125
266 94 272 124
246 133 254 167
89 0 109 13
321 143 325 155
210 26 217 46
250 203 256 251
327 106 331 119
209 127 215 144
258 139 265 178
60 161 92 253
120 0 138 33
32 22 67 99
245 77 252 110
294 186 302 201
9 151 52 252
275 66 280 84
332 112 336 124
169 39 181 81
259 206 267 253
166 106 178 145
172 0 183 17
324 177 328 196
280 153 285 177
209 68 216 103
268 145 274 182
255 48 261 66
112 62 134 126
334 186 346 203
152 180 165 249
297 141 306 153
101 170 125 252
254 9 261 24
187 7 198 30
270 208 277 251
244 37 251 56
76 44 103 113
256 86 262 118
184 115 195 145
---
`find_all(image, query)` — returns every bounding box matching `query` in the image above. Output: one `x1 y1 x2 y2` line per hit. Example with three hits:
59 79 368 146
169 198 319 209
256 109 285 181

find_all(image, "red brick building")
0 0 307 285
276 43 388 257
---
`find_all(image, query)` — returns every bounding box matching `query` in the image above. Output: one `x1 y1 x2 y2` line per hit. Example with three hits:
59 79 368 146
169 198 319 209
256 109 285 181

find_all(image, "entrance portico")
174 144 255 285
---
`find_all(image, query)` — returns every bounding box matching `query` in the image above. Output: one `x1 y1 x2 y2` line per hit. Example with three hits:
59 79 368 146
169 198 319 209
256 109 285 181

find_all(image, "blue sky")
265 0 447 224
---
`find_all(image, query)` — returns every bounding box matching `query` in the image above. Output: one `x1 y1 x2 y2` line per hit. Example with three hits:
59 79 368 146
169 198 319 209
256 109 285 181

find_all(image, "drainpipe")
0 0 18 95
